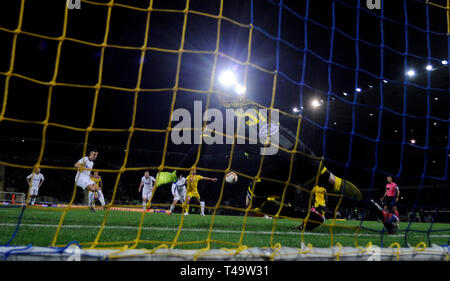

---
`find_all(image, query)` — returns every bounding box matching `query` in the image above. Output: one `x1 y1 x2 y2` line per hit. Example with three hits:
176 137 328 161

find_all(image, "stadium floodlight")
219 70 246 95
356 88 362 92
342 92 348 96
426 64 433 71
293 107 299 113
311 99 321 108
218 70 237 88
442 60 448 65
406 69 415 77
383 79 388 83
410 139 416 144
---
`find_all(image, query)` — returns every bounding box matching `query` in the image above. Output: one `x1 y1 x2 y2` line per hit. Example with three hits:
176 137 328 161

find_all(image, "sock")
200 201 205 215
395 210 399 221
143 201 147 210
88 192 95 207
97 190 106 206
147 192 153 206
170 203 175 213
31 197 35 205
183 203 189 214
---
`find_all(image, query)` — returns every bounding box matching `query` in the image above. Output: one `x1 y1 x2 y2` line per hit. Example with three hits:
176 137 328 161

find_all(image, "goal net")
0 0 449 261
0 191 26 205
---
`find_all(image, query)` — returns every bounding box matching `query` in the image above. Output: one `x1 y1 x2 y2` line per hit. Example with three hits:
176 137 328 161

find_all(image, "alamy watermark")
171 101 280 156
366 0 381 10
65 244 81 261
67 0 81 10
366 245 381 261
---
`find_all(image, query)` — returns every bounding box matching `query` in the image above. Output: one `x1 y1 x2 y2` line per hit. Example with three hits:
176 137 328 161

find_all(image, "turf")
1 206 449 250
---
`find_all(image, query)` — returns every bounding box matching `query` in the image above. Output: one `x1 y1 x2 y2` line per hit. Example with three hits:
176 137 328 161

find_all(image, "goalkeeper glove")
155 170 178 188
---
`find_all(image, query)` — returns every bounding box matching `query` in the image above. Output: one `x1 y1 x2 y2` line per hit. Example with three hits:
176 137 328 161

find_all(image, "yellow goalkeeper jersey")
90 176 102 187
312 185 326 207
186 175 204 193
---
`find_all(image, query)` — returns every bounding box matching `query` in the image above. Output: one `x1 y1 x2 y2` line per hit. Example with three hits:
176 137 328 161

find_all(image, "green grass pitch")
1 206 449 250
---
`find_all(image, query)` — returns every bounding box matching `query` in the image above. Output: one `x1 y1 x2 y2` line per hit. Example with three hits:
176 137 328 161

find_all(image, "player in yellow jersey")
89 171 106 208
295 185 328 230
90 171 102 188
183 168 218 216
312 185 327 218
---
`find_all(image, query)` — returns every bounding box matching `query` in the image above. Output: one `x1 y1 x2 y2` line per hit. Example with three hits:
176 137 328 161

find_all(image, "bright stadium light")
342 92 348 96
426 64 433 71
293 107 299 113
410 139 416 144
442 60 448 65
218 71 237 87
406 69 415 77
218 70 247 96
311 99 321 108
356 88 362 93
383 79 388 83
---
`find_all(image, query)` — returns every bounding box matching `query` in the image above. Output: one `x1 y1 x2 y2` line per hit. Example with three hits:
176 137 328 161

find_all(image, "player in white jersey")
26 168 44 206
74 149 101 212
169 175 187 214
138 171 156 210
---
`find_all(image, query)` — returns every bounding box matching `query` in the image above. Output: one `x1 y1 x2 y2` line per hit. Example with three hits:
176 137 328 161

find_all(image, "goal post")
0 243 449 261
0 191 26 206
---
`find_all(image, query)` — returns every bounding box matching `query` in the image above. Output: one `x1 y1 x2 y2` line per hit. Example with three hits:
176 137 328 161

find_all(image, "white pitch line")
1 223 449 238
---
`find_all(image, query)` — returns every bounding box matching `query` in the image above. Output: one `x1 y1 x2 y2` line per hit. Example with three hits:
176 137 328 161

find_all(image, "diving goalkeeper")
172 93 363 231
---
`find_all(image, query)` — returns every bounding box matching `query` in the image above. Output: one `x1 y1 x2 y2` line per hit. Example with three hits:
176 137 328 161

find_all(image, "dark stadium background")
0 0 448 221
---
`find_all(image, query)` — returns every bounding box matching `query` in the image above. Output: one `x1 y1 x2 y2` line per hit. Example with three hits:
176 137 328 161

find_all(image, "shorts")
142 187 153 200
76 177 96 190
30 187 39 196
383 196 397 208
173 187 186 203
187 190 201 200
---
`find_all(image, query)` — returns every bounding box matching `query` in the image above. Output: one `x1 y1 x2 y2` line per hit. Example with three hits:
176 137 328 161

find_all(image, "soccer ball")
225 172 238 184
